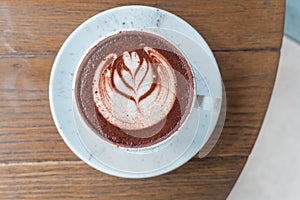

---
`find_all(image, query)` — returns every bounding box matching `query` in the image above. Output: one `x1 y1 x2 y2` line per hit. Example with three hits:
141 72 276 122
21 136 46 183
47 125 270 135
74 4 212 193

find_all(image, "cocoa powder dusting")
75 31 194 148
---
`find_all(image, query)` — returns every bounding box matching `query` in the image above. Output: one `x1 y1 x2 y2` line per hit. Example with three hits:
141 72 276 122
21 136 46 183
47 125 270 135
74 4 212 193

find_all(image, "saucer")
49 5 223 178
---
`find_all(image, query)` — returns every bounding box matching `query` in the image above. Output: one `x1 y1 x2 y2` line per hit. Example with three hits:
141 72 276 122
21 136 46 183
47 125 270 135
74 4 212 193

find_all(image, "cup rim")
72 29 197 151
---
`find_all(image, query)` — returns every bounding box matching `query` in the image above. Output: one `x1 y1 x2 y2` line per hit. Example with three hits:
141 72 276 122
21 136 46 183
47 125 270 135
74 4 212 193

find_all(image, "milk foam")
93 47 177 131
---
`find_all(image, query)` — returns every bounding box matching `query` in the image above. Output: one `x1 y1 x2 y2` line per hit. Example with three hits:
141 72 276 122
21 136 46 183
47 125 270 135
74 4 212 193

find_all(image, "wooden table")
0 1 284 199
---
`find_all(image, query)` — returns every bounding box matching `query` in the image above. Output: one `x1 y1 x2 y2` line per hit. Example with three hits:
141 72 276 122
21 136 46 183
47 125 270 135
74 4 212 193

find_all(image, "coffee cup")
50 6 224 178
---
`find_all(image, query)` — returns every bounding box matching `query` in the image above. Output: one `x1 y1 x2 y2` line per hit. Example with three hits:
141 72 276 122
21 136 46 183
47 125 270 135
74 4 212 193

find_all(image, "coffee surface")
75 31 194 147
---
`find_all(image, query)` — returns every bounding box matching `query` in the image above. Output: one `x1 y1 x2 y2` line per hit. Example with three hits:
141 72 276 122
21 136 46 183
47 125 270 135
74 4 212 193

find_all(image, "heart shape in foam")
117 51 154 103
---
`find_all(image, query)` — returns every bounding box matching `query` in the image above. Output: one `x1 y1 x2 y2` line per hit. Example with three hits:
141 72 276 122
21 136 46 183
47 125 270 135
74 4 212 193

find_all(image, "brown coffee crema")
75 31 194 148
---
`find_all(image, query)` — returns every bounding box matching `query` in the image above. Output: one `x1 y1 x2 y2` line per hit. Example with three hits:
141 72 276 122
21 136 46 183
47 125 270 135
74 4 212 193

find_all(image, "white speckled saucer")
49 5 223 178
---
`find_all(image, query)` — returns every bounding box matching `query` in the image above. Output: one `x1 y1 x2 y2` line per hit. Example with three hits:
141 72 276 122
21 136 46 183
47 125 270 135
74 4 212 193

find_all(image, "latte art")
75 31 194 147
93 47 177 131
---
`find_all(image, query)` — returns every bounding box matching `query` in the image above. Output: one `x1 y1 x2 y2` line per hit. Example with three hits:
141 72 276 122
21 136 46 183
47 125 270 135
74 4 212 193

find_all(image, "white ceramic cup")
72 29 199 153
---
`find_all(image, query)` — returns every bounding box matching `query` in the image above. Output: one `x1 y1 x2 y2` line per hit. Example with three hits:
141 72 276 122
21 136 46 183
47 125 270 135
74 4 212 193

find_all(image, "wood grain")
0 0 284 199
0 156 247 200
0 51 279 163
0 0 284 55
211 51 280 156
